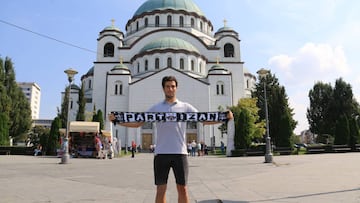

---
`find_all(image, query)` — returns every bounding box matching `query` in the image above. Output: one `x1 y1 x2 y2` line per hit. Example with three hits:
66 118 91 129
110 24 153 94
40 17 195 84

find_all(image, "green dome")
208 64 229 74
110 64 131 74
140 37 199 53
102 25 121 32
216 26 234 33
134 0 204 17
86 66 94 76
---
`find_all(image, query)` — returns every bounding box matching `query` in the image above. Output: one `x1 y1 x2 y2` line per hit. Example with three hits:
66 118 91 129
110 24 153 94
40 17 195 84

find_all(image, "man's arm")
118 122 144 128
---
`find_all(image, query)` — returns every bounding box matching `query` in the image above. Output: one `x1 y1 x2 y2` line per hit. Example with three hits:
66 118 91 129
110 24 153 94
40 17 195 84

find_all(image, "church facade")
78 0 256 150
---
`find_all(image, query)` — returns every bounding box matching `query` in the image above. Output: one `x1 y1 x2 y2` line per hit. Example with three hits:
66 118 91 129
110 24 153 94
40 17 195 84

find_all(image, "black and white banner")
111 112 228 124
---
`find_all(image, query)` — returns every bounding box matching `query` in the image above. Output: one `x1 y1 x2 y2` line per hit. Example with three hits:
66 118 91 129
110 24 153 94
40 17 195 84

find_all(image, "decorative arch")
167 15 172 27
104 43 114 57
216 81 225 95
155 16 160 27
167 57 172 67
114 81 123 95
180 58 184 70
155 58 160 69
224 43 234 57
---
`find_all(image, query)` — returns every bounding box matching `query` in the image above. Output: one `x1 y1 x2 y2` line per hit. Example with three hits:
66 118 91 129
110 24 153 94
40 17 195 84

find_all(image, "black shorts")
153 154 188 185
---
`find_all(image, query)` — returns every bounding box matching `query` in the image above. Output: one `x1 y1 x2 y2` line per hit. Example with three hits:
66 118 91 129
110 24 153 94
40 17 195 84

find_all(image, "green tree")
253 71 297 147
348 116 360 150
3 57 31 142
0 57 10 145
307 78 359 145
307 82 333 135
0 113 9 145
59 86 70 128
237 109 252 149
334 114 350 145
76 82 86 121
92 109 104 130
230 98 263 149
48 117 62 155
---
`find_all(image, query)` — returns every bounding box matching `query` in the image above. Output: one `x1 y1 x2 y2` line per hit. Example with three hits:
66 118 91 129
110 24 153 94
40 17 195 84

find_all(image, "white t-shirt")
148 99 198 155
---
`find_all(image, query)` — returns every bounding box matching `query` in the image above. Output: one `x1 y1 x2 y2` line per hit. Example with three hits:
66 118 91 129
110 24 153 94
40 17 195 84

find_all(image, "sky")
1 0 360 134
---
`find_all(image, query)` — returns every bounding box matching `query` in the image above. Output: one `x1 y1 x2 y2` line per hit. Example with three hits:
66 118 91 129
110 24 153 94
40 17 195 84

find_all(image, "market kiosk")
67 121 100 158
71 121 99 158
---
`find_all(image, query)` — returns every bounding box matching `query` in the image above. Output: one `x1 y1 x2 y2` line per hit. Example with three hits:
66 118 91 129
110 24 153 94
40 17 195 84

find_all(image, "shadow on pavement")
197 200 249 203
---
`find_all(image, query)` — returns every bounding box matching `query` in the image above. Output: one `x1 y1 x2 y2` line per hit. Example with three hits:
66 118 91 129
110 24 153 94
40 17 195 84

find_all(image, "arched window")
88 80 92 89
104 43 114 57
167 15 172 27
155 16 160 27
200 22 203 31
191 18 195 28
114 81 123 95
191 60 194 71
136 21 139 31
114 84 118 95
145 60 148 71
246 79 250 89
137 62 140 73
216 82 225 95
224 43 235 57
155 58 160 69
199 62 202 73
167 57 172 67
179 16 184 27
145 18 148 27
180 58 184 70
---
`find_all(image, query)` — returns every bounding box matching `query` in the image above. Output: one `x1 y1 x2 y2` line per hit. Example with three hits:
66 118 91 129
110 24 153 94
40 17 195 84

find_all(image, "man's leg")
154 155 170 203
176 184 189 203
155 184 167 203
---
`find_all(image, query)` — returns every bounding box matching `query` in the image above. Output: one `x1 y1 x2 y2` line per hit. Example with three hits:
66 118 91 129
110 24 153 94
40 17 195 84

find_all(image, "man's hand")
227 111 234 120
108 113 116 123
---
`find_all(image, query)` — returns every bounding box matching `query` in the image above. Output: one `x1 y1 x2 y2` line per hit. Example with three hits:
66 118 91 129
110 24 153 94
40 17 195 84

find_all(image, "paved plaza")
0 152 359 203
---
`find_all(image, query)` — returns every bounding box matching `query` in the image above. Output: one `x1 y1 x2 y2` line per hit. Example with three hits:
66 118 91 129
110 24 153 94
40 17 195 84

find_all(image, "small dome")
69 84 80 90
215 20 239 38
110 64 131 74
208 64 229 74
86 66 94 76
140 37 199 53
216 26 235 33
134 0 204 17
102 25 121 32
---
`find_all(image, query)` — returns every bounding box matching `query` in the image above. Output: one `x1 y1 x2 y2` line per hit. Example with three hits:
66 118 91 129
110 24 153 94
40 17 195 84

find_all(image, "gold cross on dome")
119 56 123 64
223 19 227 27
216 56 220 64
111 19 115 26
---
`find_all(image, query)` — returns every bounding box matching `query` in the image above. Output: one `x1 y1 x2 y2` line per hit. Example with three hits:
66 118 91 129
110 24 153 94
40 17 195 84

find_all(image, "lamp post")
61 68 78 164
257 68 273 163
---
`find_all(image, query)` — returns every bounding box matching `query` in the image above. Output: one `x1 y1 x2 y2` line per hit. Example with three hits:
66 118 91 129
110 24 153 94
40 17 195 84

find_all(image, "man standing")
110 76 233 203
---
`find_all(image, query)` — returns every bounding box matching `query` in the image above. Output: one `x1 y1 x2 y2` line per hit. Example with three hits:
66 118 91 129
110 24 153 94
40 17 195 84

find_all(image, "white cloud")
268 43 350 134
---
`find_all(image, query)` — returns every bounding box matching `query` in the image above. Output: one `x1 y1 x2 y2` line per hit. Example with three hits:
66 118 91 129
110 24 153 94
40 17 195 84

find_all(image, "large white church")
69 0 256 150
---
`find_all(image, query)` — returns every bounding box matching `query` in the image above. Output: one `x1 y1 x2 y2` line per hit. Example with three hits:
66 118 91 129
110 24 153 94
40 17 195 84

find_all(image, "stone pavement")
0 152 359 203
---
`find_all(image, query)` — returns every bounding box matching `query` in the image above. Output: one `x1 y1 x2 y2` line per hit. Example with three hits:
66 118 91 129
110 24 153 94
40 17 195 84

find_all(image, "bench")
306 146 326 154
354 144 360 151
0 150 11 155
246 150 265 156
332 145 351 153
274 147 293 155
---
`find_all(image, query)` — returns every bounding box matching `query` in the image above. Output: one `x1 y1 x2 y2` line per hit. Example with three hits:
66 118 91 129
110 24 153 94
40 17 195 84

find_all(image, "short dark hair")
162 76 178 88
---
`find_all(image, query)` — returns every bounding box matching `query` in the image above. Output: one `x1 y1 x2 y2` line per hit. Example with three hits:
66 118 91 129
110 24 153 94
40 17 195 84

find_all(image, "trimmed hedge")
0 146 34 155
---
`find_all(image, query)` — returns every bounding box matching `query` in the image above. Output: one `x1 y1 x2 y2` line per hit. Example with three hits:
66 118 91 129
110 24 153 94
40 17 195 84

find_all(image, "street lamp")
61 68 78 164
257 68 273 163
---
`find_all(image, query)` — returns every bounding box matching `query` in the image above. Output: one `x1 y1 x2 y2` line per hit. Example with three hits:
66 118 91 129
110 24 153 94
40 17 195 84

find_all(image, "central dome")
134 0 204 17
140 37 199 53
